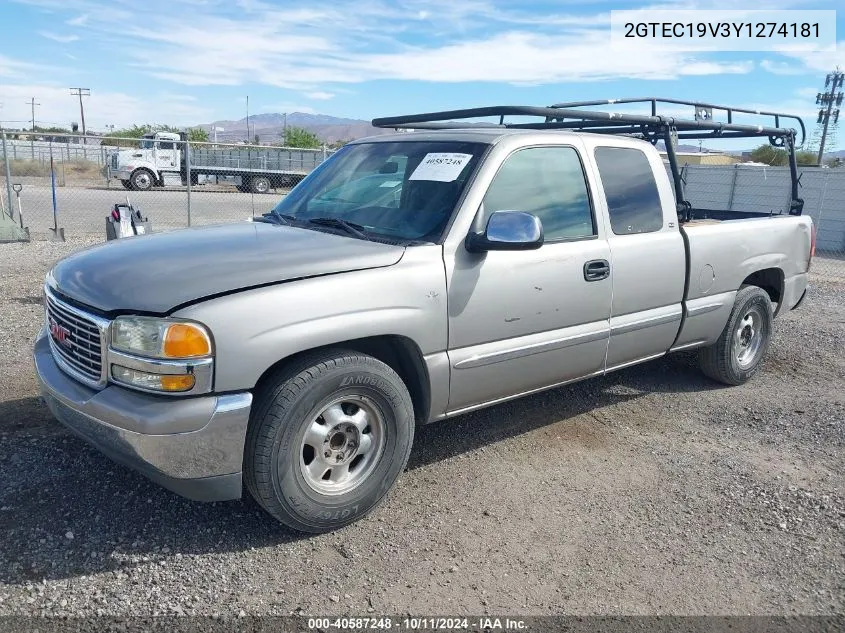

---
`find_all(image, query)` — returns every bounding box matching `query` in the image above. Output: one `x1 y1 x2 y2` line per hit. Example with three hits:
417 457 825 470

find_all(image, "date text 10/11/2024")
307 617 528 630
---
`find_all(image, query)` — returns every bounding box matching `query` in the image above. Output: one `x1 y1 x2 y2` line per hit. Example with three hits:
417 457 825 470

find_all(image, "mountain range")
197 112 845 159
197 112 393 145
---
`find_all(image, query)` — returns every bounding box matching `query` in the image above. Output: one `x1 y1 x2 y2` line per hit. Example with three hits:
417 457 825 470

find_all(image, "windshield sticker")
409 153 473 182
379 180 402 188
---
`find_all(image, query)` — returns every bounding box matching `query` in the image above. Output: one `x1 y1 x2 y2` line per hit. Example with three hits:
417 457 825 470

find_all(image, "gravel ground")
0 237 842 617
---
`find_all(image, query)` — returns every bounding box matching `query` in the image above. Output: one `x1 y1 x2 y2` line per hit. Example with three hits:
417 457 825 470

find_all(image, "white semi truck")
108 131 327 193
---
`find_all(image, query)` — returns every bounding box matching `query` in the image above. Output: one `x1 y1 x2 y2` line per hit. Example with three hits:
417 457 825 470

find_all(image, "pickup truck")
34 100 815 533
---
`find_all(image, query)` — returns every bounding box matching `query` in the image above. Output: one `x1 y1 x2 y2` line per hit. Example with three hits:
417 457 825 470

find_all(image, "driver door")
154 140 177 171
445 144 612 412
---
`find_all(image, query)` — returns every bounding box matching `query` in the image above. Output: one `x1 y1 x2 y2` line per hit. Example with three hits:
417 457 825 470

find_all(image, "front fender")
172 246 448 393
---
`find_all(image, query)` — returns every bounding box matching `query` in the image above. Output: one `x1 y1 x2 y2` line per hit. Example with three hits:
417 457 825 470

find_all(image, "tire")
250 175 271 194
129 169 155 191
120 179 132 190
698 285 773 385
244 350 415 533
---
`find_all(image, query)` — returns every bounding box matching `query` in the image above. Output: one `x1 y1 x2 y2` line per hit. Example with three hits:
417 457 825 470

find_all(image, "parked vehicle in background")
36 99 814 533
108 131 325 193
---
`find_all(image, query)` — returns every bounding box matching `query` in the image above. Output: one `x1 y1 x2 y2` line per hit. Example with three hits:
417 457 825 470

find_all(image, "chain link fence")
1 130 843 278
0 132 332 237
673 163 845 277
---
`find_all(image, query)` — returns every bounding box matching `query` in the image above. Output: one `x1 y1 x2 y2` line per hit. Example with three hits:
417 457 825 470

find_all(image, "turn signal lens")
160 374 196 391
111 365 196 392
163 323 211 358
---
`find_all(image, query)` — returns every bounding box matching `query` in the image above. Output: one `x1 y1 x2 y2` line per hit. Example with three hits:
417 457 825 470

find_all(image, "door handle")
583 259 610 281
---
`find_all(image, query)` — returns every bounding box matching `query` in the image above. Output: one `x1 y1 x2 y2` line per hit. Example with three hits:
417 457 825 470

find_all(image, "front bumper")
110 170 132 181
33 329 252 502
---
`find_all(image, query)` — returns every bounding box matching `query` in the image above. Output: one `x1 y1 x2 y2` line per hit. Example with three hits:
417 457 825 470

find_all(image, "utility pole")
815 68 843 166
69 88 90 143
246 95 250 144
283 112 288 146
26 97 40 157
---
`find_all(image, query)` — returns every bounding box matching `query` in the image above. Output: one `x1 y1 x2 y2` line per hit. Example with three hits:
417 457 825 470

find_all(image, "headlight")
111 317 212 359
109 317 213 394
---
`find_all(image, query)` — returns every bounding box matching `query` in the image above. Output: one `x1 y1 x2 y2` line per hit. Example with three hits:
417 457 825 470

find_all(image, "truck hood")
114 148 148 164
49 222 406 314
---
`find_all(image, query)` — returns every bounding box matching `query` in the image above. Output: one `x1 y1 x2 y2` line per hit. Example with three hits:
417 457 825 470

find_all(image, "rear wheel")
250 175 271 194
698 285 773 385
129 169 155 191
244 350 415 533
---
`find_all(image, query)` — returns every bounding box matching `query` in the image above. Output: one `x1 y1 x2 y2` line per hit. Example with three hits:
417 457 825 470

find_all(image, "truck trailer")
108 131 328 193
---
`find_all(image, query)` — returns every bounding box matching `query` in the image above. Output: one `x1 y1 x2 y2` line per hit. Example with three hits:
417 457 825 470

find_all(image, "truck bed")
671 213 813 351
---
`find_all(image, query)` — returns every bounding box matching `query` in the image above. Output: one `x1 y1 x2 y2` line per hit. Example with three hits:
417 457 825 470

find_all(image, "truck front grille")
111 153 119 171
45 289 109 388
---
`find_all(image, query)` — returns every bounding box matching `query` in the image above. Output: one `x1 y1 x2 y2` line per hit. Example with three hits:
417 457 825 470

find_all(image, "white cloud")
0 83 213 130
306 91 335 100
66 13 88 26
38 31 80 43
777 40 845 72
0 55 44 79
14 0 761 91
760 60 806 75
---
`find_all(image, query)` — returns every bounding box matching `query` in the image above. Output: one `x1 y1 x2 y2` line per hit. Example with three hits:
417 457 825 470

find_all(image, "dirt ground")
0 237 842 617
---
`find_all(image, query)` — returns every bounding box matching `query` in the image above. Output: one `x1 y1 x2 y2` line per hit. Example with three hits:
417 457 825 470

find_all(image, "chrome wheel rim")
134 172 151 189
255 179 269 193
734 306 764 369
299 395 385 496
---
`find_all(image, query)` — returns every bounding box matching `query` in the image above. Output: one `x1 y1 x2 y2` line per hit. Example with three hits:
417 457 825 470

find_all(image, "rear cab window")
594 147 663 235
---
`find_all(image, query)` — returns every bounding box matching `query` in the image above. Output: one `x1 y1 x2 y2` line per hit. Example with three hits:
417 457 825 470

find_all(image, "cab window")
482 146 595 241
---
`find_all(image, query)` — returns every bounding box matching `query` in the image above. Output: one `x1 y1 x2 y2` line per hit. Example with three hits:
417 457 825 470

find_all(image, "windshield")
272 140 487 242
139 139 155 149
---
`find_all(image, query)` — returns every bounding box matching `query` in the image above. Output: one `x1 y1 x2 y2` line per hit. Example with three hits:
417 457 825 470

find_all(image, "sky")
0 0 843 151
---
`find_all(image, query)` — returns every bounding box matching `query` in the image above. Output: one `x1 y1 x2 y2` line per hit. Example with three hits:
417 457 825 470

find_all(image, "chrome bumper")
33 329 252 502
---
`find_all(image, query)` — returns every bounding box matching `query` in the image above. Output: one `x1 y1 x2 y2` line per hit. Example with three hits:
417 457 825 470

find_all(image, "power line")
69 87 90 139
25 97 40 154
25 97 41 132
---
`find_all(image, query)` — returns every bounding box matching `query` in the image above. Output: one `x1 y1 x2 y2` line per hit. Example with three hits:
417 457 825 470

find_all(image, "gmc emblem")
49 318 72 348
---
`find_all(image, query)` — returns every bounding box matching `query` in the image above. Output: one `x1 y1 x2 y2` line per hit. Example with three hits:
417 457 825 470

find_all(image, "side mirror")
465 210 544 253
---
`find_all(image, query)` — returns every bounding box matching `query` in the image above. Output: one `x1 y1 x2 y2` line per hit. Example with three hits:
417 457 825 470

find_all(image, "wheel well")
742 268 784 308
252 335 431 425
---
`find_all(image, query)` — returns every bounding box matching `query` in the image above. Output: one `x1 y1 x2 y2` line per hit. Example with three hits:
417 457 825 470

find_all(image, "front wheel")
129 169 155 191
698 285 773 385
244 350 415 533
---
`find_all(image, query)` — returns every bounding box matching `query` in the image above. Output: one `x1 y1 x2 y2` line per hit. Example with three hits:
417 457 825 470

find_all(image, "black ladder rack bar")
370 99 806 219
371 102 805 145
546 97 806 143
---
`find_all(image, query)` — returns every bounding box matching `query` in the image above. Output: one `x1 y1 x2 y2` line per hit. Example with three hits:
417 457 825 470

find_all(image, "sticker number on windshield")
409 153 473 182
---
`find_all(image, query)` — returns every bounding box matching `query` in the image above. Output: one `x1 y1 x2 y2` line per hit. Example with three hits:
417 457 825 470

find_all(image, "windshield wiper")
307 217 369 240
251 211 294 226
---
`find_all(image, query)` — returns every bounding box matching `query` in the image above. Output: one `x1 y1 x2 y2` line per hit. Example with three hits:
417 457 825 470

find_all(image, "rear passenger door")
591 145 686 369
446 144 612 412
